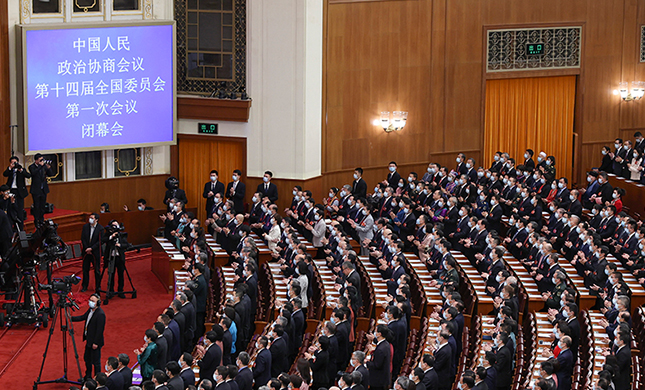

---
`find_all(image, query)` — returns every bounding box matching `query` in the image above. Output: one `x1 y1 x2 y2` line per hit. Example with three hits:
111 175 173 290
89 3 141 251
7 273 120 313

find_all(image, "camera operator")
28 153 54 227
3 156 30 225
72 294 106 380
163 176 188 212
102 220 130 299
0 184 21 230
81 213 104 293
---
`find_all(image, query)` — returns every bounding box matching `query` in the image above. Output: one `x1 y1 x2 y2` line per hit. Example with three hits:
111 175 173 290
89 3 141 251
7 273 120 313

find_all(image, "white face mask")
210 176 217 182
89 218 95 225
89 300 96 309
389 166 396 172
138 205 145 211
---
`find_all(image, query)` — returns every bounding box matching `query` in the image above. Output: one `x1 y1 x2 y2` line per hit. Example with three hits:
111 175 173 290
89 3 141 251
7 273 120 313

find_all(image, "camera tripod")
5 265 49 327
97 248 137 305
33 293 83 389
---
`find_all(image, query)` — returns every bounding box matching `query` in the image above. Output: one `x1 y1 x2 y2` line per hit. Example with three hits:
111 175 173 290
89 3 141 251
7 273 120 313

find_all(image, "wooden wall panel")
0 2 10 167
24 174 169 213
177 134 247 222
324 0 645 188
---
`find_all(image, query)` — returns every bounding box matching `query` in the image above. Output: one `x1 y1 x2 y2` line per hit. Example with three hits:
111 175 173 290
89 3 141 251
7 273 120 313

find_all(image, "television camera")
0 220 67 327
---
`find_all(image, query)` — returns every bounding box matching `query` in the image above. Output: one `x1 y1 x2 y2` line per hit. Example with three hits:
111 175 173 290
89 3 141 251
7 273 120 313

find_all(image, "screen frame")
17 20 177 155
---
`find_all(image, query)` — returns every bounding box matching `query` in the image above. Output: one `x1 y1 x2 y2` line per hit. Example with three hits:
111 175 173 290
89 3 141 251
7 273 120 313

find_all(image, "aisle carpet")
0 254 170 390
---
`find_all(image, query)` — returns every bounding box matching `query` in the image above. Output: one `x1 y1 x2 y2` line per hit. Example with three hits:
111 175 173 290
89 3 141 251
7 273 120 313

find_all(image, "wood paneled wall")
177 134 247 222
24 174 169 212
323 0 645 188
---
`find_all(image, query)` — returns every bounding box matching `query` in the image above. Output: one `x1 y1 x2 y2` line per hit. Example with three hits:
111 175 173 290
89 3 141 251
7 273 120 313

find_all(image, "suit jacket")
367 340 392 386
310 349 330 386
81 223 104 260
199 343 222 384
556 348 573 390
269 337 289 377
180 302 196 347
119 366 133 389
156 334 169 367
72 307 106 347
253 348 272 386
493 344 513 388
257 182 279 203
226 181 246 214
356 364 370 388
216 381 231 390
421 368 438 390
236 366 253 390
292 309 306 352
194 274 208 313
167 375 185 390
336 320 352 367
352 178 368 199
472 381 488 390
28 163 54 196
3 166 31 198
433 343 453 389
387 171 402 189
614 346 632 390
204 180 226 214
180 366 196 388
106 370 124 390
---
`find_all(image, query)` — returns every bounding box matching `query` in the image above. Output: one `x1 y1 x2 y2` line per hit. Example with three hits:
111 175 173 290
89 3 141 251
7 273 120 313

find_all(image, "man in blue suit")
253 336 272 389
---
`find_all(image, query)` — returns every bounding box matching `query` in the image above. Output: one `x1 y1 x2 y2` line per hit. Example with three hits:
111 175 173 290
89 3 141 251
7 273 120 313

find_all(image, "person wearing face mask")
252 336 272 388
490 152 503 173
257 171 279 203
455 153 468 175
464 158 477 182
627 148 644 181
196 331 223 385
305 208 327 255
160 199 185 240
123 198 154 212
203 170 226 216
247 192 265 225
225 169 246 214
522 149 535 170
351 167 367 199
102 219 131 300
72 293 106 380
81 213 105 293
383 161 402 189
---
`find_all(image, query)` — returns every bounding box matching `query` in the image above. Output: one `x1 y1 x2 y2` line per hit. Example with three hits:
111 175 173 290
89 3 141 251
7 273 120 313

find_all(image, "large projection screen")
18 21 176 155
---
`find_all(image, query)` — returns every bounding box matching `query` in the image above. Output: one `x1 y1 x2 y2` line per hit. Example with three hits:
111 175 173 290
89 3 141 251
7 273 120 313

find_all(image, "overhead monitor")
18 21 176 155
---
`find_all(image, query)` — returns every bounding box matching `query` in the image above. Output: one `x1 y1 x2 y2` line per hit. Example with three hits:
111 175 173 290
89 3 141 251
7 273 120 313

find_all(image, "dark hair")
152 369 168 384
182 352 194 366
264 171 273 177
95 372 108 385
107 356 119 370
137 198 147 204
290 375 303 388
83 379 98 390
355 167 363 175
34 153 43 160
233 169 242 176
145 328 158 342
166 361 181 376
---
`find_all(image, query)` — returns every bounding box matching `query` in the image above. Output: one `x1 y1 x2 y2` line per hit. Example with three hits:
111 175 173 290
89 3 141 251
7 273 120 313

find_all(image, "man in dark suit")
491 332 512 390
235 352 254 390
334 308 352 370
419 354 438 390
433 330 453 390
351 351 370 389
221 317 233 365
269 326 289 377
81 213 104 293
385 161 402 189
227 169 246 214
155 321 170 367
387 306 407 377
555 336 573 390
351 370 366 390
366 325 392 390
613 333 632 390
257 171 279 203
214 366 231 390
204 170 226 217
102 219 130 300
193 263 208 345
152 369 170 390
567 189 582 217
291 299 306 356
28 153 54 227
105 356 124 390
166 361 184 390
178 291 196 352
72 294 106 380
472 366 489 390
198 331 223 384
253 336 272 389
117 353 133 389
352 168 368 199
179 352 196 388
3 156 30 224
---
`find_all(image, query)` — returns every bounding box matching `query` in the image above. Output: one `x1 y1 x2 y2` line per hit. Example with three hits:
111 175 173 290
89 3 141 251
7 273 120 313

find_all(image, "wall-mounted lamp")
379 111 408 133
614 81 645 101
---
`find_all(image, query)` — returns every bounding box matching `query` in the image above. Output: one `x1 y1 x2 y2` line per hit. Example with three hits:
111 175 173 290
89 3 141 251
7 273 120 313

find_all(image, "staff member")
28 153 53 227
72 294 106 380
102 220 130 300
81 213 104 293
3 156 30 226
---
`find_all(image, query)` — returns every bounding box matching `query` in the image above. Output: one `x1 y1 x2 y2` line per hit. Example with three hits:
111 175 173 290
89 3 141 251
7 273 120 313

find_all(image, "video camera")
12 163 22 170
165 176 179 190
39 275 80 295
104 223 125 235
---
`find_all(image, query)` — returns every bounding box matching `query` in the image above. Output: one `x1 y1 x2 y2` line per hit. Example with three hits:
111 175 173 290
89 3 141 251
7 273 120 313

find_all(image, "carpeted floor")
0 253 170 390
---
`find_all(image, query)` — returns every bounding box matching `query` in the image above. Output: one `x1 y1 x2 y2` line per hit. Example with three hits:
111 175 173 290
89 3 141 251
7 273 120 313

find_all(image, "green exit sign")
526 43 545 55
198 123 218 134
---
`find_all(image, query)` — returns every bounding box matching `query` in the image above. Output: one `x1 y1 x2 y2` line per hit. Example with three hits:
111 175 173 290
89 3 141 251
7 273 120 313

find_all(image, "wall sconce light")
379 111 408 133
615 81 645 101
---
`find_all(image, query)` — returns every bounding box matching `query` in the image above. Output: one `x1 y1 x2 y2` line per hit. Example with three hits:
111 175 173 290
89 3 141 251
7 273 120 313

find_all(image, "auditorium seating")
451 251 495 314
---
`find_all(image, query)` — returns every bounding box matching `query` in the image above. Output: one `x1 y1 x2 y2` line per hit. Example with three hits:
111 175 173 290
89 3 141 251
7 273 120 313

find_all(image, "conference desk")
607 173 645 217
151 236 187 292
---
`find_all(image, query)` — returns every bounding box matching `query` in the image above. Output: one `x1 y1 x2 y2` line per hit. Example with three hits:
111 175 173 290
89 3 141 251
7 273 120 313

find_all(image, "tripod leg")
64 306 84 383
123 261 137 298
34 306 60 385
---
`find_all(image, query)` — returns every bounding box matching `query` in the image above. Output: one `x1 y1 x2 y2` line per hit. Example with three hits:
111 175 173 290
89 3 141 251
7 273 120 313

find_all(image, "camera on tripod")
39 275 80 295
104 223 125 235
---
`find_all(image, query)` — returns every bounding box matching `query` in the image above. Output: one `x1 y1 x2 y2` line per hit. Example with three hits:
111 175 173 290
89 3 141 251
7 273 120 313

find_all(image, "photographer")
81 213 104 293
3 156 30 225
28 153 54 227
0 184 21 230
102 220 130 299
